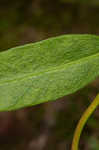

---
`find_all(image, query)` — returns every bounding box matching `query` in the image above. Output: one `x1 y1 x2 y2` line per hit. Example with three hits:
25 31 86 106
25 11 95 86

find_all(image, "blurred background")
0 0 99 149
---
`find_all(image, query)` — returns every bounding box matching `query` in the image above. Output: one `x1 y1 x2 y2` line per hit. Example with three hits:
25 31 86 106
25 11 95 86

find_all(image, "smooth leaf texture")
0 34 99 111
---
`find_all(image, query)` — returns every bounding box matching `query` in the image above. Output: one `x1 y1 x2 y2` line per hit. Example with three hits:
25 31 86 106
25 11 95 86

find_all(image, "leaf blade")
0 34 99 111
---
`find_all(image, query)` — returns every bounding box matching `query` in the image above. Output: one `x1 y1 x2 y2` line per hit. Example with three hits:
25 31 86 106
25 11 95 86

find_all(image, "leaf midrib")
0 52 99 86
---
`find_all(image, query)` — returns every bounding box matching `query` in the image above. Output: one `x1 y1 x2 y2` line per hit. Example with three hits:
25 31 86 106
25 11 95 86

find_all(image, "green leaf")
0 34 99 111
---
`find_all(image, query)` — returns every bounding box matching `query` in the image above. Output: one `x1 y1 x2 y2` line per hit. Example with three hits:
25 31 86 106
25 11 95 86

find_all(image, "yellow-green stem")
71 94 99 150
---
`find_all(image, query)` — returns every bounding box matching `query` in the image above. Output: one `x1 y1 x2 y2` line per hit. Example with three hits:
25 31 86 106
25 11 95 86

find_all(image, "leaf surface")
0 34 99 111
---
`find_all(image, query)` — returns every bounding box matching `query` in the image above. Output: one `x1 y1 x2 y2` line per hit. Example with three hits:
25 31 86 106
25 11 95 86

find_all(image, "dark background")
0 0 99 150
